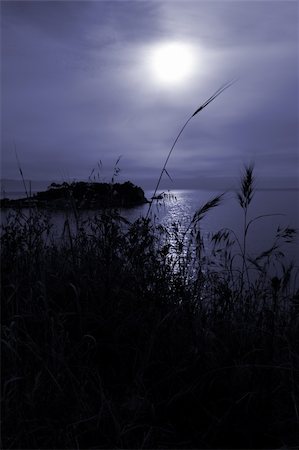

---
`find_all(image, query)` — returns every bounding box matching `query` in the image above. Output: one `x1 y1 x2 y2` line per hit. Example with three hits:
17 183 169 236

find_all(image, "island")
0 181 149 209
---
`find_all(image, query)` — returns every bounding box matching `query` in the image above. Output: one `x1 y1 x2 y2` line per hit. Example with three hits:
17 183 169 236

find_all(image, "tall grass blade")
192 193 224 224
164 168 173 182
146 81 235 218
14 143 29 198
191 80 237 117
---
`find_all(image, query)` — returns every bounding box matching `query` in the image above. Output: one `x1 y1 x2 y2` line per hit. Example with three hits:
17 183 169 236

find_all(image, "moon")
149 42 195 86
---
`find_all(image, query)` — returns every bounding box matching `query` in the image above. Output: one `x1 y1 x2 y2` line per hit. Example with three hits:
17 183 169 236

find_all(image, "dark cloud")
1 1 298 188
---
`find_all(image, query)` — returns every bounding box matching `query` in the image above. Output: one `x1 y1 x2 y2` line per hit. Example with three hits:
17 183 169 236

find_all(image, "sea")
1 188 299 278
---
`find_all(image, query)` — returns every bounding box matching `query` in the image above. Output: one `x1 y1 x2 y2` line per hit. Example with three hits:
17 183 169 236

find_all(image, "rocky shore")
0 181 148 209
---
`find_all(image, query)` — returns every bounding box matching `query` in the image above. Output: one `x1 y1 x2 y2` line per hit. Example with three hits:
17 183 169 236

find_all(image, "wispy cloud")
1 1 298 187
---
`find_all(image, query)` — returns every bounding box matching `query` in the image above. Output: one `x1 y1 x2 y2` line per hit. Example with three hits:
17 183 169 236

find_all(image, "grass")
2 83 298 448
1 166 299 449
146 81 235 218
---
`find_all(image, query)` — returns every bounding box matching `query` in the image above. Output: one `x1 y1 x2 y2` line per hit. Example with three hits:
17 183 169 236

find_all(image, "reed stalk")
146 80 236 218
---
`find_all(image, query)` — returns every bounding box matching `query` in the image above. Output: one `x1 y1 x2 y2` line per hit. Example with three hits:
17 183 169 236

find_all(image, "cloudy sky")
1 0 298 189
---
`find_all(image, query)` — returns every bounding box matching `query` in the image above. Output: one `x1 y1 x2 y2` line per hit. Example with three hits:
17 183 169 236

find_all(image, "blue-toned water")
127 189 299 266
1 188 299 270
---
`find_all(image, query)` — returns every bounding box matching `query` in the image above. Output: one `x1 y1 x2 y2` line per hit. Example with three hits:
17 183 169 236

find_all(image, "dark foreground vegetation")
1 167 299 449
0 180 148 210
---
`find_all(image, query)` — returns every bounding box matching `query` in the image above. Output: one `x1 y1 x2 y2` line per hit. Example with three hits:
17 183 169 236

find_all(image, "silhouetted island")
0 181 149 209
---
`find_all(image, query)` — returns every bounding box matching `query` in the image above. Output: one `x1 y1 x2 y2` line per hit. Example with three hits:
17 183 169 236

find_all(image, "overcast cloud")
1 0 298 188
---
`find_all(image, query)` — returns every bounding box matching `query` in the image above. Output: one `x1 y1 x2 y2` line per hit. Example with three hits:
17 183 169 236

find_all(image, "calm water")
131 189 299 266
1 188 299 269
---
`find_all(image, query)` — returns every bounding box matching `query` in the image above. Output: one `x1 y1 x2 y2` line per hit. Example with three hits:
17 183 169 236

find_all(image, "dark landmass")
0 180 148 209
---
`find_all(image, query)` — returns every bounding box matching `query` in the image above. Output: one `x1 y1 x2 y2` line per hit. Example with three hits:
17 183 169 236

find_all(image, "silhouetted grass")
146 81 235 218
1 167 299 449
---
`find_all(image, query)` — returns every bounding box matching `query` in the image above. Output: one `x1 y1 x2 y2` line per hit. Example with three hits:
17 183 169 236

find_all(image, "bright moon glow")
150 42 195 85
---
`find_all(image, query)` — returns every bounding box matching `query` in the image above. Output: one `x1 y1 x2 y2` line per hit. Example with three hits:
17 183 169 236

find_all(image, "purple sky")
1 0 298 189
